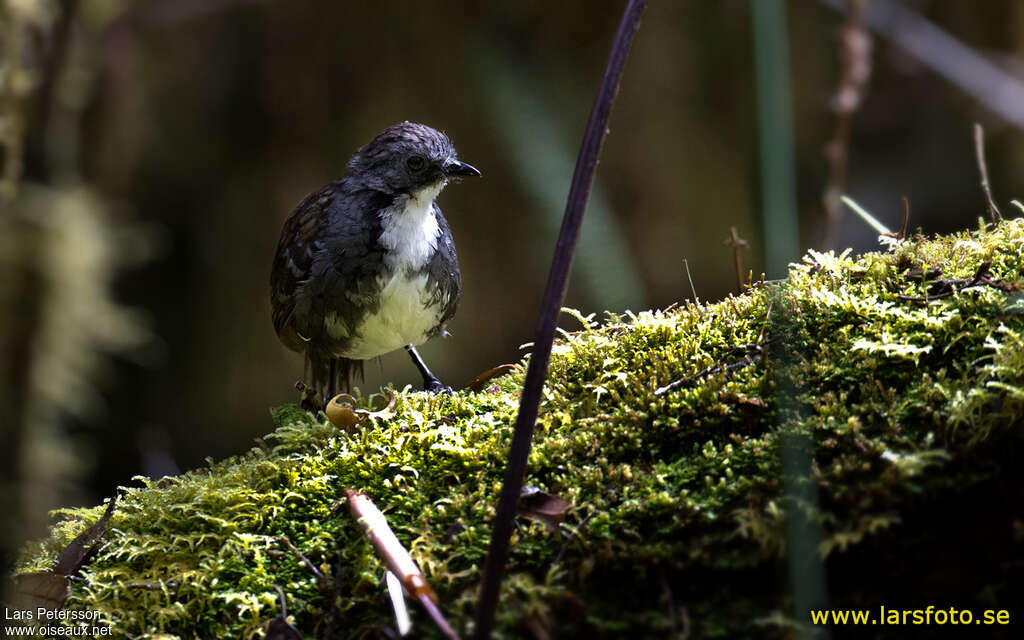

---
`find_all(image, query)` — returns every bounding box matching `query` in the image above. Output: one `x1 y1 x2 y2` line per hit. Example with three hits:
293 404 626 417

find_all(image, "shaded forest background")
3 0 1024 575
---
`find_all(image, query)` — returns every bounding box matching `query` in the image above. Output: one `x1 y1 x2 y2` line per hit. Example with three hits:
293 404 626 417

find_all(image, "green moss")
16 220 1024 638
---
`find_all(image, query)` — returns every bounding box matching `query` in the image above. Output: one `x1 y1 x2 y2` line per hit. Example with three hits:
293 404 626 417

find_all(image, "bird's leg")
299 354 318 411
405 345 450 393
326 358 339 405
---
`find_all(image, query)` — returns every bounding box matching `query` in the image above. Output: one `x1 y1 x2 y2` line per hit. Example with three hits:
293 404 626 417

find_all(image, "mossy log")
16 220 1024 638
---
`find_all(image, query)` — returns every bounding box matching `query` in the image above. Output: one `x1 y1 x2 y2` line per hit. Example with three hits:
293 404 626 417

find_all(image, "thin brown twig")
655 341 770 396
822 0 871 249
973 122 1002 223
274 585 288 616
345 490 459 640
277 536 328 592
657 302 773 396
723 227 750 293
418 595 457 640
881 196 910 240
268 585 302 639
897 196 910 238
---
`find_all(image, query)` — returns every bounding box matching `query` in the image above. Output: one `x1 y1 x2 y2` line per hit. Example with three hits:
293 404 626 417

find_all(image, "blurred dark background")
3 0 1024 571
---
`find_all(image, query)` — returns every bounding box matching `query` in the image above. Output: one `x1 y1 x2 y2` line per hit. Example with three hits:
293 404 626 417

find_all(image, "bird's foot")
406 345 452 394
423 377 453 394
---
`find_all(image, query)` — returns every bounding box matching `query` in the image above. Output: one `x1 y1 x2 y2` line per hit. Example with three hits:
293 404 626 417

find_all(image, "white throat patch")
379 181 444 271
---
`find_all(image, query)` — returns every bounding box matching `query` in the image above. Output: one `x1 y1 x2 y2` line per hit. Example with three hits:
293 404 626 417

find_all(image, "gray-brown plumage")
270 122 480 405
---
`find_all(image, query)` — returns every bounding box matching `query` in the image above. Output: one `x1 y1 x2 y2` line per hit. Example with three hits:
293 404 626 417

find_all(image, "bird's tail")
305 349 364 409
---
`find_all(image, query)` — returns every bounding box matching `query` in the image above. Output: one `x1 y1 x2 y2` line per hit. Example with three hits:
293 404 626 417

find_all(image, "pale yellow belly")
341 272 442 360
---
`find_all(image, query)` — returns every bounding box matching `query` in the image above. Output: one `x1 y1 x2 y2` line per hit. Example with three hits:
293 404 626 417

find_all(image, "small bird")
270 122 480 405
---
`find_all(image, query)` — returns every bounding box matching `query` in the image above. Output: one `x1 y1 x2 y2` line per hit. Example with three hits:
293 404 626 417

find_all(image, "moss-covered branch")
16 220 1024 638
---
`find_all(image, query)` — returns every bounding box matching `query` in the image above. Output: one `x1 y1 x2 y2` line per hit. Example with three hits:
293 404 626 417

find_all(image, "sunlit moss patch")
17 220 1024 638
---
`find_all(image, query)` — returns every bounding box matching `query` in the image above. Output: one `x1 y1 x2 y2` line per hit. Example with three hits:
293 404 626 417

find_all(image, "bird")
270 122 480 406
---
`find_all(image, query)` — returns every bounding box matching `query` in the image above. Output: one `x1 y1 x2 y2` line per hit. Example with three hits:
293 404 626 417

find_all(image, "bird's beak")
444 160 482 178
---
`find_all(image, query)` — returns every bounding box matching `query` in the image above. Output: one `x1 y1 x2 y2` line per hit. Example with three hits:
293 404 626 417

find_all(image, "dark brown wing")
270 184 336 352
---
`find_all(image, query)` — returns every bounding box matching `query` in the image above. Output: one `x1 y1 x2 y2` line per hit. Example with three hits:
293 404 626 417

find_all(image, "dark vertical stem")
472 1 647 637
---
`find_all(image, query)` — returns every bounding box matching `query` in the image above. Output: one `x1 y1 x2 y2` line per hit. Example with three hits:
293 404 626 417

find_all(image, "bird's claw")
424 379 453 394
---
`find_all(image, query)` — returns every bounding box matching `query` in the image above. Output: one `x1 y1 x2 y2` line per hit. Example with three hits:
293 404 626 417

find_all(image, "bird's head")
346 122 481 197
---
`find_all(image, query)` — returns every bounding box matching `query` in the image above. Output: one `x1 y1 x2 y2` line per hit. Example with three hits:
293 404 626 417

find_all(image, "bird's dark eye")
406 155 428 172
